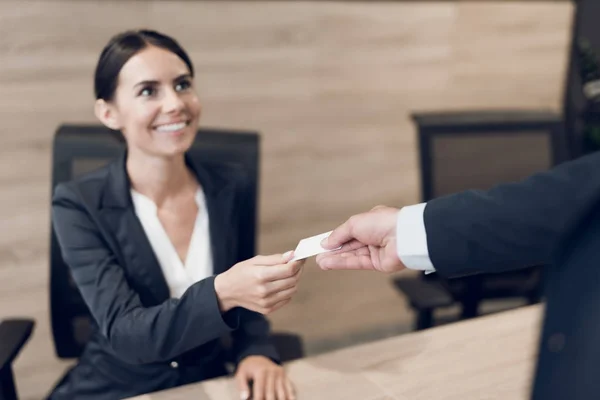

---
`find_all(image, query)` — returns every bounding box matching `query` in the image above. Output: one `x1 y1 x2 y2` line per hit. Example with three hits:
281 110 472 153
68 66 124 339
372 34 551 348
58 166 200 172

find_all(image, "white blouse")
131 188 213 299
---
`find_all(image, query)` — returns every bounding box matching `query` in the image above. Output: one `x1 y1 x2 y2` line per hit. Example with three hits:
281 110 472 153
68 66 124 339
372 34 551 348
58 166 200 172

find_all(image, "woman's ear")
94 99 121 130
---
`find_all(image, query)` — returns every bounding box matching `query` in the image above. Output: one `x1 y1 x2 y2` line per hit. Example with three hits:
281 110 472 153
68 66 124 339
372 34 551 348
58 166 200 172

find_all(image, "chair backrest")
49 124 260 358
411 111 565 305
563 0 600 159
413 111 567 202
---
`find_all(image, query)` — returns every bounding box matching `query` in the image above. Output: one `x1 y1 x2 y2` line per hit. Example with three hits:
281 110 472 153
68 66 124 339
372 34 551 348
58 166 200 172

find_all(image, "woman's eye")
139 87 155 97
175 80 191 92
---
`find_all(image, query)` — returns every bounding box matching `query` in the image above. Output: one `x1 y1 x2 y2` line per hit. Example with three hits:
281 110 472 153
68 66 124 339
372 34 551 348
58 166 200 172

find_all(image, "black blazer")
423 151 600 400
49 153 278 400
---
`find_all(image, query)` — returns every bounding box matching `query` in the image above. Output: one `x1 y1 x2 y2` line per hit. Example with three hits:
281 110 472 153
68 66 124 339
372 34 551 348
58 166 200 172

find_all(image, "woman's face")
100 45 201 158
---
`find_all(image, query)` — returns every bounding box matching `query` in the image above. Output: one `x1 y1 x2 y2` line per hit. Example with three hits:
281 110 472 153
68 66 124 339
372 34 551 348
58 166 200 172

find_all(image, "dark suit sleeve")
424 152 600 278
52 183 240 365
230 173 281 366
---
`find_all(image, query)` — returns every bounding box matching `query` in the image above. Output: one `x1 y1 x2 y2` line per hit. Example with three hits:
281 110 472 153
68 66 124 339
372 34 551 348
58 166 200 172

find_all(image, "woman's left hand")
234 355 295 400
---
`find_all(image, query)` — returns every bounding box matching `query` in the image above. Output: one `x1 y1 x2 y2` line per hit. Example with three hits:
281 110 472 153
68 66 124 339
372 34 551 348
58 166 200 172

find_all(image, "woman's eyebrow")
133 74 191 89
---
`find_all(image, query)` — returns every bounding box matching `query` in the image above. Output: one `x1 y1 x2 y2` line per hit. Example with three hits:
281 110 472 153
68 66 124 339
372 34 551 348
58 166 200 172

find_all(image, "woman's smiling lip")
152 120 191 135
153 120 190 129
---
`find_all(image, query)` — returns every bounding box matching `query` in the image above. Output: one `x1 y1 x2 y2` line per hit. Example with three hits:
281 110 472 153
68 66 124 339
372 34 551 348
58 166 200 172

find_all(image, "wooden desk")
129 305 543 400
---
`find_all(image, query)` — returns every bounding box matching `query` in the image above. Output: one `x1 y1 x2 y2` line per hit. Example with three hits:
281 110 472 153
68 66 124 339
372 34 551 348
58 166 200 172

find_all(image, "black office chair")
564 0 600 159
47 125 304 394
393 111 568 330
0 319 34 400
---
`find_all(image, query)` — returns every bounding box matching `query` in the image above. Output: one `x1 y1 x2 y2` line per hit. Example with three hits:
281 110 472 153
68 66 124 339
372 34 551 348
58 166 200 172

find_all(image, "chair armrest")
0 319 35 371
392 277 454 310
411 109 562 130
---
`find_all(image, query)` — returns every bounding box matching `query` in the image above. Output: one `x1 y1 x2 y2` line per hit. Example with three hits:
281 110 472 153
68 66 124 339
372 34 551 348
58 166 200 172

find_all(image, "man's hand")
316 206 406 273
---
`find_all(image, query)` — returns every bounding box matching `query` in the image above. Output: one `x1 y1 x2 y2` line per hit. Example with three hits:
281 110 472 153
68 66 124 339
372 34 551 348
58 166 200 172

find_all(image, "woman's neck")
126 149 196 207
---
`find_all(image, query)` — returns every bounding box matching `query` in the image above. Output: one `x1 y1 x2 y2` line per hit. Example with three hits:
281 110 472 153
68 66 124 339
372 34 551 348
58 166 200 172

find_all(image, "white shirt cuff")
396 203 436 273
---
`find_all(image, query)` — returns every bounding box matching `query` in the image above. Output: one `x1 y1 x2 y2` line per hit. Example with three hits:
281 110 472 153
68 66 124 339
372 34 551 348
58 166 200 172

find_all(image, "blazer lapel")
186 157 238 276
206 185 237 275
96 153 240 306
99 153 171 305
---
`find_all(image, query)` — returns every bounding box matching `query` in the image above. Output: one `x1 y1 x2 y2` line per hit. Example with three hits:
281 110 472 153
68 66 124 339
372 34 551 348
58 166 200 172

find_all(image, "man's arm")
319 152 600 276
424 152 600 277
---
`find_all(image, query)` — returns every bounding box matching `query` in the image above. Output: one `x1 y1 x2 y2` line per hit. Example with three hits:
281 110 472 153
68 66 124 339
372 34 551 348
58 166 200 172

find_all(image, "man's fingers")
321 217 357 249
326 239 365 255
340 247 371 257
317 252 374 271
316 243 367 263
371 205 387 211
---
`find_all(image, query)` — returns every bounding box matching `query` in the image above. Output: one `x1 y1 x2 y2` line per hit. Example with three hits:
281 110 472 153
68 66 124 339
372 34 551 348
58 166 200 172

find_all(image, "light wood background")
0 1 572 399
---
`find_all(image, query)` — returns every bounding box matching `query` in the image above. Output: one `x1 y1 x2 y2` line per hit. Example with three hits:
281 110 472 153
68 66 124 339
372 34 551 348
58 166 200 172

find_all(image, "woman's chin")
159 139 195 157
154 131 196 149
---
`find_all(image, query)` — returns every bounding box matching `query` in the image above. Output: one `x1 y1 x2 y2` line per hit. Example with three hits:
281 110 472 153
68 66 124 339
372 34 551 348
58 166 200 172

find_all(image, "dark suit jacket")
423 151 600 400
49 153 279 400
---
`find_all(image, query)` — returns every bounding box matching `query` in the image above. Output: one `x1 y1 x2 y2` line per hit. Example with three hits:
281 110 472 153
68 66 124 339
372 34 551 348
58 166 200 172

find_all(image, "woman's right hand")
214 252 305 315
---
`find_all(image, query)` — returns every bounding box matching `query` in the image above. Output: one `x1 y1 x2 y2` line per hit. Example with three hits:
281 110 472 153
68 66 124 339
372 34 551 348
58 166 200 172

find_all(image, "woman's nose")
162 88 185 113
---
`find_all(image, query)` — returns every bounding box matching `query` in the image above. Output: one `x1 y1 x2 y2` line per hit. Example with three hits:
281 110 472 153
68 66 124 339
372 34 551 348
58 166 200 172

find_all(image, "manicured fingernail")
240 391 249 400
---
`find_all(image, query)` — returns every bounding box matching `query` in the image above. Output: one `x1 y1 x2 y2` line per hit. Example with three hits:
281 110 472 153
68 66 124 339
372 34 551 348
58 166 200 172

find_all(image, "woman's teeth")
155 122 187 132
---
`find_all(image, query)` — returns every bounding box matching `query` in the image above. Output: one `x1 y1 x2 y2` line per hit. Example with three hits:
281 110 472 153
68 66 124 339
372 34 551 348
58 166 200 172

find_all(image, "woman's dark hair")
94 29 194 101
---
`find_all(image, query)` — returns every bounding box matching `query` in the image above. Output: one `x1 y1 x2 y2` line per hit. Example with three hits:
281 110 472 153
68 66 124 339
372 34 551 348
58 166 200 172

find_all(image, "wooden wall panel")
0 1 572 398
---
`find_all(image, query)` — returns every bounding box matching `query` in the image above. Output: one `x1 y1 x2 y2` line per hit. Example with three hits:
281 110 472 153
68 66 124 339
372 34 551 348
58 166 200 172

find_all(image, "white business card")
291 231 341 262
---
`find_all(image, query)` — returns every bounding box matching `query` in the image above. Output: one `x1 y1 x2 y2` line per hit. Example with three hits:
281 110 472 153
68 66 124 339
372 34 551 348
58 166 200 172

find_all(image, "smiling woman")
93 31 201 159
49 30 302 400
